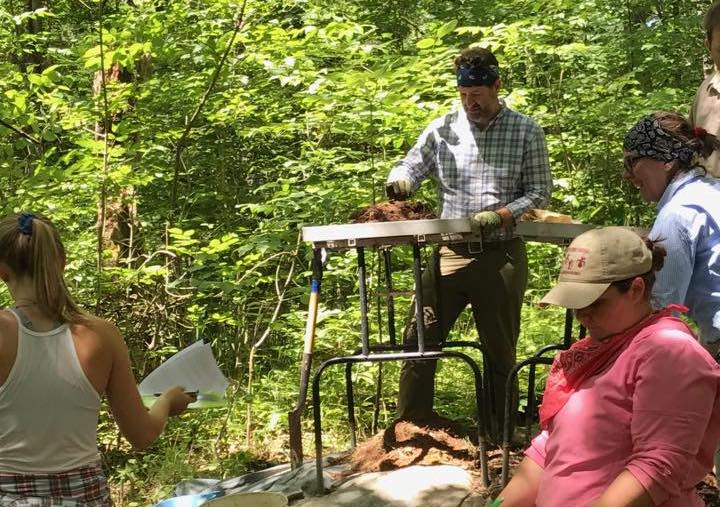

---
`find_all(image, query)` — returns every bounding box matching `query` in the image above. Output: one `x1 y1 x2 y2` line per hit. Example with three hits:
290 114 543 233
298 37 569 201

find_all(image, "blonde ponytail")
0 213 86 324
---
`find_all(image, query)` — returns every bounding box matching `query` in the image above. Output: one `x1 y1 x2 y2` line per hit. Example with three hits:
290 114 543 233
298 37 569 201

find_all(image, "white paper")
138 340 229 397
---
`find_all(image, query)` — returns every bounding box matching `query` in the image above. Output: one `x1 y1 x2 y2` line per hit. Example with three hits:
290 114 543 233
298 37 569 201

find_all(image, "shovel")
288 248 324 469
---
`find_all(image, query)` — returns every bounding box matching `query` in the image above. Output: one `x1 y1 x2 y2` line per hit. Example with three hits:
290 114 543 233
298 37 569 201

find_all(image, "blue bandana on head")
456 64 500 87
17 212 35 236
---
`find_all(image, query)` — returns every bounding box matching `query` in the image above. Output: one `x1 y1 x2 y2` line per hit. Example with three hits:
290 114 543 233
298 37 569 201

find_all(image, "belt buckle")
467 237 483 254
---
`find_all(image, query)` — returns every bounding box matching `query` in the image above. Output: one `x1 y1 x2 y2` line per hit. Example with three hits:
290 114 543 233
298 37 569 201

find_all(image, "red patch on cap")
561 247 590 275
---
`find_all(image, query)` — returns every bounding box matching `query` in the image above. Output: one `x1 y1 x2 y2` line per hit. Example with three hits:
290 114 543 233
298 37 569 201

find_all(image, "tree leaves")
0 0 712 500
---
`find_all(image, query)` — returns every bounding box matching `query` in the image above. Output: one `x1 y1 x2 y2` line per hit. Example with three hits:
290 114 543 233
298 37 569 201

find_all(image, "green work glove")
485 499 504 507
471 210 502 231
385 178 412 201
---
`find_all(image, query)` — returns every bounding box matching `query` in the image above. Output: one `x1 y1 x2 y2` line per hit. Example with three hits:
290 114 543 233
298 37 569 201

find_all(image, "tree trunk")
23 0 46 70
93 56 148 267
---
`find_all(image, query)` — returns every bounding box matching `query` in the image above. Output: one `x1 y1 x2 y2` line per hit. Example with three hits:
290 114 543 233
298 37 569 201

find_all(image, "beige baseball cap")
540 226 652 309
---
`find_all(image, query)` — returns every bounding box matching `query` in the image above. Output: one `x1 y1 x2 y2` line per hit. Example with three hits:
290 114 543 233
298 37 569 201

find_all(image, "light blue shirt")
651 169 720 344
387 103 552 241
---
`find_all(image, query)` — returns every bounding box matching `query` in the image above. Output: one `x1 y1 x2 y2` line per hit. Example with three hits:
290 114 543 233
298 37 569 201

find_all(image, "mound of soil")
349 418 475 473
698 474 720 506
344 418 720 504
344 417 518 498
350 201 436 223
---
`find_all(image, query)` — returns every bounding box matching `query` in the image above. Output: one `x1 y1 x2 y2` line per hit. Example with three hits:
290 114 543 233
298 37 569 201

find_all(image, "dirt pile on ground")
343 419 720 504
348 419 475 473
350 201 436 223
698 474 720 506
343 418 518 498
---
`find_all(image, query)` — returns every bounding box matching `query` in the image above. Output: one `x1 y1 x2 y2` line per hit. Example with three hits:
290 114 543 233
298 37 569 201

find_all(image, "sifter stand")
303 219 492 492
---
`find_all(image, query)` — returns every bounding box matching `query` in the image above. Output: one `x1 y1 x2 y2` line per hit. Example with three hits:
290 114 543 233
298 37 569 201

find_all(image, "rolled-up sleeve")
524 430 549 469
505 126 552 219
625 334 718 505
387 124 437 191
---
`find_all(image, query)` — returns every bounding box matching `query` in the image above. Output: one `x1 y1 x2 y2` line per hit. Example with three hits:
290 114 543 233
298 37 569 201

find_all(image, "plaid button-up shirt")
388 103 552 241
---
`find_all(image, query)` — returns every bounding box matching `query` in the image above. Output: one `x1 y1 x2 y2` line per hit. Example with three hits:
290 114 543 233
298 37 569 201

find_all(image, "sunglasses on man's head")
623 153 641 176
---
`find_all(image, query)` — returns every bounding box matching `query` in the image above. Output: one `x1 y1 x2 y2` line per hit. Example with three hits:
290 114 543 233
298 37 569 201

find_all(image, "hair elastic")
17 213 36 236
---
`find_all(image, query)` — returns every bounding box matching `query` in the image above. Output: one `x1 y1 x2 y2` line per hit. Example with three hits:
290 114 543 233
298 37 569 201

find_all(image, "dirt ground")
699 475 720 507
350 201 436 223
343 418 720 505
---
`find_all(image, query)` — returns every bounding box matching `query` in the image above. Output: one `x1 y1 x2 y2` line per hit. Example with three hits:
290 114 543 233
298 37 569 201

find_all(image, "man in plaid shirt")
387 47 552 436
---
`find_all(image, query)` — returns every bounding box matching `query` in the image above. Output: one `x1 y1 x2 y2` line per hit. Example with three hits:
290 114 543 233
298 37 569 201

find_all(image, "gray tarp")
174 459 486 506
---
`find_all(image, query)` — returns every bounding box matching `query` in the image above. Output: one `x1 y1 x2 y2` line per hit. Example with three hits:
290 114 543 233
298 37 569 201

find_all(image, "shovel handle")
296 279 320 397
289 249 324 469
303 280 320 354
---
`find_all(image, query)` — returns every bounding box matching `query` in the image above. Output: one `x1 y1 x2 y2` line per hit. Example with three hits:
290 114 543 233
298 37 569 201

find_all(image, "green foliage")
0 0 712 503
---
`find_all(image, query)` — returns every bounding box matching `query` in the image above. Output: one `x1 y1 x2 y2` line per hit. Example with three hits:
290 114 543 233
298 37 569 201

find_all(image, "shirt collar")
464 99 507 130
657 168 703 211
708 69 720 92
492 100 508 125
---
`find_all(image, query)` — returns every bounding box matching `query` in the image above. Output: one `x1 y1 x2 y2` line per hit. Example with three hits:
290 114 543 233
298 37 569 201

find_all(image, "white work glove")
385 178 412 201
470 210 502 232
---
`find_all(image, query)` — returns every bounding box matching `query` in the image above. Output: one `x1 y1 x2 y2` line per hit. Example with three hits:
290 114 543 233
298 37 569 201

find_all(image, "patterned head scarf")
623 115 696 166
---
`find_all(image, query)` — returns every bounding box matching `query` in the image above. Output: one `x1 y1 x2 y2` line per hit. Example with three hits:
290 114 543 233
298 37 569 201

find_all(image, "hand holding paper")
156 386 197 415
139 341 229 409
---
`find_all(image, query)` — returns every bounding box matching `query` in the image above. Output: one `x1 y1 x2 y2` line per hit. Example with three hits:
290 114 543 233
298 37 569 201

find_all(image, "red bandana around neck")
538 305 691 429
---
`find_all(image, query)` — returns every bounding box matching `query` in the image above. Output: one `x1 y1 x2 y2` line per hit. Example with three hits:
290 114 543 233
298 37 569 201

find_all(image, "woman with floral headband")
0 213 194 505
623 111 720 352
498 226 720 507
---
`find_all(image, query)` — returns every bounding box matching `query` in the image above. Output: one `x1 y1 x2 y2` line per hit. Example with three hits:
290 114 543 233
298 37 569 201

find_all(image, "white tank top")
0 310 101 473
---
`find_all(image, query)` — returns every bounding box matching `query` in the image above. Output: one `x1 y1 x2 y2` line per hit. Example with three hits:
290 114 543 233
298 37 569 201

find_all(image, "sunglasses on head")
623 153 642 175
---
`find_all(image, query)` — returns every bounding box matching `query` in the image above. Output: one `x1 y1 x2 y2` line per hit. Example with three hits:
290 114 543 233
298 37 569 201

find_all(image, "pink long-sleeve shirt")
525 325 720 506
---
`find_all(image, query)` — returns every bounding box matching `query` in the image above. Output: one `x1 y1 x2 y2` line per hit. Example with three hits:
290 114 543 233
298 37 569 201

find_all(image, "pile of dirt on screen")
342 417 517 496
343 418 720 502
350 201 436 223
698 474 720 506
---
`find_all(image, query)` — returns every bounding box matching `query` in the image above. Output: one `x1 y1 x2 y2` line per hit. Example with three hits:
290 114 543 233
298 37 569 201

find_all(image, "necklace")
14 297 36 305
13 301 37 310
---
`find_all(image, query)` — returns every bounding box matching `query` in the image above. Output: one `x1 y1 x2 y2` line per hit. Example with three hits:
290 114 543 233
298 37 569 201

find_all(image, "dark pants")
397 238 528 439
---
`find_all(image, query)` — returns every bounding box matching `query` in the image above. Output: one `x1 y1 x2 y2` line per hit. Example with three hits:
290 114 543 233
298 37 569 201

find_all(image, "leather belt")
449 237 520 254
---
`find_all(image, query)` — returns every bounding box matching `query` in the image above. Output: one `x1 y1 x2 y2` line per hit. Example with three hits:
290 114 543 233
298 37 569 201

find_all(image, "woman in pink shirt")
498 226 720 507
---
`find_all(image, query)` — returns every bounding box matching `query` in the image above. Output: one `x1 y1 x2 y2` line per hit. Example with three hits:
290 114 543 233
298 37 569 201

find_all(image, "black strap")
9 306 62 331
10 306 34 330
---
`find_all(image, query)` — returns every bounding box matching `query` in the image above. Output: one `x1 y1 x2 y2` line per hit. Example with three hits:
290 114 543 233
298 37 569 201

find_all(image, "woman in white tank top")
0 213 194 506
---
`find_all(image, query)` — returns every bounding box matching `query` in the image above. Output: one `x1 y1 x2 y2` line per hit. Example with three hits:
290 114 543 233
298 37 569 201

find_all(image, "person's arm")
101 320 193 449
649 209 696 310
503 125 552 221
496 430 548 506
617 333 718 505
496 457 543 507
587 471 652 507
495 207 515 227
386 122 438 193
